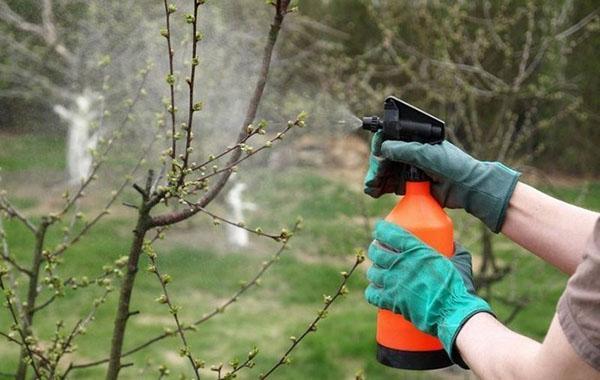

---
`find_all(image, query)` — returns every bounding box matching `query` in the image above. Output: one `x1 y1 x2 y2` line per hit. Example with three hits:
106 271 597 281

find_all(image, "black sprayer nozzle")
362 96 446 182
361 96 445 144
362 116 384 132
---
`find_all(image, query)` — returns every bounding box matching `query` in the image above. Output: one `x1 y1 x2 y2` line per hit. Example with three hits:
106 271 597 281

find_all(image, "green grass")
0 133 599 379
0 133 66 172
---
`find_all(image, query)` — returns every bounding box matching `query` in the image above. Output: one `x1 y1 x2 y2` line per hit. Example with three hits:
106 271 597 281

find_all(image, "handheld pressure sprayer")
362 96 454 370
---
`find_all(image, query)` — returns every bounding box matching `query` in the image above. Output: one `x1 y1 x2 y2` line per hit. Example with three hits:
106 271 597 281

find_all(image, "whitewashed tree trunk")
226 181 257 247
53 89 99 184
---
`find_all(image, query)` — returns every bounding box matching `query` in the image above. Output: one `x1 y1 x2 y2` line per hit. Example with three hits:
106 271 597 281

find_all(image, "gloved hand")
365 220 493 368
363 132 520 233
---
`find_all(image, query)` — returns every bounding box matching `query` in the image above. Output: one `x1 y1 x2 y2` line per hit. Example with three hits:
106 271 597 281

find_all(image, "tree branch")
0 196 37 233
260 250 365 379
146 243 200 380
187 204 288 242
0 0 44 36
555 7 598 39
68 220 299 374
148 0 291 227
0 0 74 63
177 0 204 187
162 0 177 162
0 273 42 379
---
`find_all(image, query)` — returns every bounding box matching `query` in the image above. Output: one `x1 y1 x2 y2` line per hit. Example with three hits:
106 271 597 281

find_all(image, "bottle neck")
405 181 431 196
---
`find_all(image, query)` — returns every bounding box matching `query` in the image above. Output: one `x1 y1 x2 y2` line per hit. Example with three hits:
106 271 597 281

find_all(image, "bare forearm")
457 313 600 380
457 313 540 379
501 182 599 274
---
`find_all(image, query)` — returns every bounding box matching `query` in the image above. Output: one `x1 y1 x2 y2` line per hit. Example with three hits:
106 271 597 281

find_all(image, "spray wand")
362 97 455 370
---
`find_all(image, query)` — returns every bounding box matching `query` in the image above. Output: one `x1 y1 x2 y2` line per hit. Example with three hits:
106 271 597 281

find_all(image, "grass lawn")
1 134 598 379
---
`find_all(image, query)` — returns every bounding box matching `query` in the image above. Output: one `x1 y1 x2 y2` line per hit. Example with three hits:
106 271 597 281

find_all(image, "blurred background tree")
271 0 599 319
0 0 160 130
274 0 598 175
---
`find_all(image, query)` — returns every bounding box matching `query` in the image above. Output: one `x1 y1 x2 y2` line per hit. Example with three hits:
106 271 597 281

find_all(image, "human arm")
501 182 599 275
457 313 600 380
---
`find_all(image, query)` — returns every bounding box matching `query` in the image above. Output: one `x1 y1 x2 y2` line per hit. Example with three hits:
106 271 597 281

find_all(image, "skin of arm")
501 182 599 275
456 182 600 378
457 313 600 380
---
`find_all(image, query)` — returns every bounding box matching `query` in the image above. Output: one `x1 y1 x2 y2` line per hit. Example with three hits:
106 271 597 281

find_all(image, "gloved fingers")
364 155 381 186
373 220 421 252
364 155 391 198
450 242 477 294
380 140 430 165
368 239 404 269
380 140 458 179
377 160 407 195
364 186 382 198
370 130 385 156
364 283 384 308
451 243 473 267
366 264 386 288
431 181 452 208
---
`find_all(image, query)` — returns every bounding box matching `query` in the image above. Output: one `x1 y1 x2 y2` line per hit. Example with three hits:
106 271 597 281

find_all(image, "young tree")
0 1 363 379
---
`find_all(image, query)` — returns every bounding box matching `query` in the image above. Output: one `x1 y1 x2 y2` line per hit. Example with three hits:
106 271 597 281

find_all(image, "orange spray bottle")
362 97 454 369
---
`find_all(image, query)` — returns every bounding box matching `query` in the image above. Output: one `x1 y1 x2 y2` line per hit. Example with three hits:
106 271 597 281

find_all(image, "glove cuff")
468 162 520 233
437 298 494 369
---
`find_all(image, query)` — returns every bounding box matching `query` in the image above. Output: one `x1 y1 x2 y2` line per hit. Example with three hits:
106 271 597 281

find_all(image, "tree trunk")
16 221 49 380
105 209 150 380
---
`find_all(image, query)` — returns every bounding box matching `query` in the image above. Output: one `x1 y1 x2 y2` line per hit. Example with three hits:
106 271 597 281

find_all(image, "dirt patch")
133 314 175 327
163 351 186 366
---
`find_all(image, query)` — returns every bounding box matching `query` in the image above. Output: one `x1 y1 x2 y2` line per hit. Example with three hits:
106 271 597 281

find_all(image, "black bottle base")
377 343 453 370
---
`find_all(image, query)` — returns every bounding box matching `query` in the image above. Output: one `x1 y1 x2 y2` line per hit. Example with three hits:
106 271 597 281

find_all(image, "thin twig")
178 0 204 186
150 119 300 227
56 288 112 379
221 353 258 380
146 243 200 380
0 253 33 277
0 274 42 378
0 197 37 233
182 203 286 242
192 125 293 184
189 129 261 171
0 330 47 368
260 251 365 379
163 0 177 161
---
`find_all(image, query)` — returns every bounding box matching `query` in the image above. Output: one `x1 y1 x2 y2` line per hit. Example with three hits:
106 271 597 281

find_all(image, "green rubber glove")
364 131 406 197
365 220 493 368
363 134 521 233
